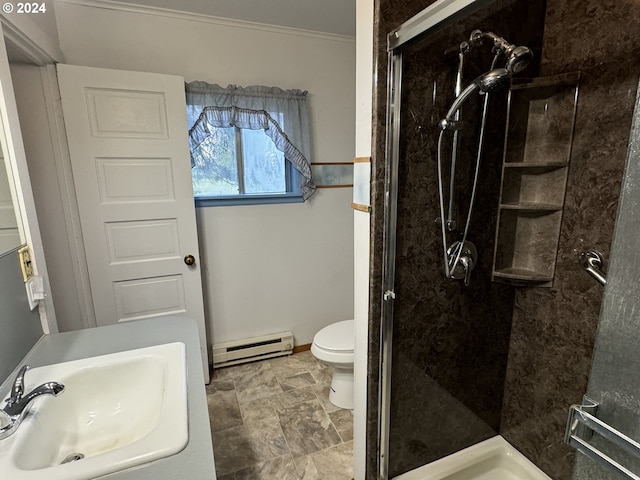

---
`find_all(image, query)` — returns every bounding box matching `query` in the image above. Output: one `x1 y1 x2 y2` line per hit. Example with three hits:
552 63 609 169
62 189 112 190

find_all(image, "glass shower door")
570 81 640 480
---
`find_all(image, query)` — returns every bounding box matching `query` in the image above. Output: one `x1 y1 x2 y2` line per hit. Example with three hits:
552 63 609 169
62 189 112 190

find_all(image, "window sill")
195 193 304 207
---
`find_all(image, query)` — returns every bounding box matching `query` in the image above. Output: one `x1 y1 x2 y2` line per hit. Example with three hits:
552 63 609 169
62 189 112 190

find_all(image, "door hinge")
17 245 34 282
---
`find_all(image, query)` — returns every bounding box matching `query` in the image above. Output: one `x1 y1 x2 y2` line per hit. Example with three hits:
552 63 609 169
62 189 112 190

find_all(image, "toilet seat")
311 320 354 365
313 319 354 352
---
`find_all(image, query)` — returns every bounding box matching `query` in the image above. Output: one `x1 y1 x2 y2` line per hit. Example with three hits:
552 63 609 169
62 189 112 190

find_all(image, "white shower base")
394 436 552 480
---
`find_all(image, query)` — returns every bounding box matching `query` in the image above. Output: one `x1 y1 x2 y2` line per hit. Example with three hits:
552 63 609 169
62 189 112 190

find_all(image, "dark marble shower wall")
500 1 640 479
367 0 640 479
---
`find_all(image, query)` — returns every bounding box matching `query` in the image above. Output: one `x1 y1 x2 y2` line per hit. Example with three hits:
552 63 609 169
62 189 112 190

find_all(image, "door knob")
184 255 196 266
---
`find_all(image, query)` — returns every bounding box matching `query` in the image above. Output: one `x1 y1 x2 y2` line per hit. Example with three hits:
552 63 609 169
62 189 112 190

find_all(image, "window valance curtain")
185 81 315 200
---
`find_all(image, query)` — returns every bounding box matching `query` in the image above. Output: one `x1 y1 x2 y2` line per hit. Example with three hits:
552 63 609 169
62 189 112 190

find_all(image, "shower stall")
370 0 640 479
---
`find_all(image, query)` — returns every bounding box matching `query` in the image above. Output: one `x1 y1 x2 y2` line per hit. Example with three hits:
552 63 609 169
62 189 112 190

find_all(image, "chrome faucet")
0 365 64 440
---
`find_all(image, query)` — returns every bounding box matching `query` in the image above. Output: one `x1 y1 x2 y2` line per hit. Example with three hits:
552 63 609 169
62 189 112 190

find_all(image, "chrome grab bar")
565 397 640 480
580 250 607 286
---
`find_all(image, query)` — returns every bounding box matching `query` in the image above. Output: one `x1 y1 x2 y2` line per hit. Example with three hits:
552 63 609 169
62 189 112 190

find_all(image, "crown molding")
0 13 64 64
56 0 356 44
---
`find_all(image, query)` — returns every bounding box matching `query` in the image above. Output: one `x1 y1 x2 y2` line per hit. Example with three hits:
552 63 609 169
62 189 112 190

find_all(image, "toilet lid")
314 319 354 352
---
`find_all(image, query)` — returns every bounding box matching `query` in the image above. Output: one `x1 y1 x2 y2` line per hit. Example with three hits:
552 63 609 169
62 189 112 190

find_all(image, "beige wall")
54 1 356 346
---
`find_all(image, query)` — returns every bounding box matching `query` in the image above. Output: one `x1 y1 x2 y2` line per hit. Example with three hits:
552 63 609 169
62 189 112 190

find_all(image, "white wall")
353 1 374 478
10 64 86 332
54 0 356 346
0 27 58 332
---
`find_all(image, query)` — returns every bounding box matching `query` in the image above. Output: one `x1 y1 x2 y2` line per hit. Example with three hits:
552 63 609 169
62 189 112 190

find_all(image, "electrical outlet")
17 245 33 282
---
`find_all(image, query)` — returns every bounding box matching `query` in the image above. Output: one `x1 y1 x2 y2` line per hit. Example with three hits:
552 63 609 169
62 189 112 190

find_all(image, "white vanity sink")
0 342 188 480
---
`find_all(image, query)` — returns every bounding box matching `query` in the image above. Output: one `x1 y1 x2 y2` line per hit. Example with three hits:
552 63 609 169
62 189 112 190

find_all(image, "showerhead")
469 30 533 74
440 68 510 129
505 45 533 74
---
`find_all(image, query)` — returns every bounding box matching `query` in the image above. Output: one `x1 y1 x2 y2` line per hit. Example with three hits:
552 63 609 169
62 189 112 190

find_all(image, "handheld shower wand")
439 68 511 130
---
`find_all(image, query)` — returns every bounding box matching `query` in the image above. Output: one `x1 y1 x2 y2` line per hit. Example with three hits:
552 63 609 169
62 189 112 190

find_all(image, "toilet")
311 319 354 409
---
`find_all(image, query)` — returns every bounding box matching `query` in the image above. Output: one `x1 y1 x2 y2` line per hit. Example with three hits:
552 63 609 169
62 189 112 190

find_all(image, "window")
191 125 288 196
186 82 315 206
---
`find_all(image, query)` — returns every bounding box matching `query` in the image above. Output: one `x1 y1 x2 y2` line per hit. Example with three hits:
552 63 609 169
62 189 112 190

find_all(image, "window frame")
192 125 304 208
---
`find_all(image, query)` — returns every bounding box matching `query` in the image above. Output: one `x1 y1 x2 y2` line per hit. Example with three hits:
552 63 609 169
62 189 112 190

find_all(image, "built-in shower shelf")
492 71 581 287
493 268 554 283
500 202 562 211
504 162 567 170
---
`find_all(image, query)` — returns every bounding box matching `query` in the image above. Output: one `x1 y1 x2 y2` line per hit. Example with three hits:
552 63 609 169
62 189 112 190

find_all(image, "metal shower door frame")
378 1 496 479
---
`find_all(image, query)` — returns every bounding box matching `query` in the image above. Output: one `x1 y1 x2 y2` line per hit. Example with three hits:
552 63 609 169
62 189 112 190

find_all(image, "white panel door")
57 64 209 382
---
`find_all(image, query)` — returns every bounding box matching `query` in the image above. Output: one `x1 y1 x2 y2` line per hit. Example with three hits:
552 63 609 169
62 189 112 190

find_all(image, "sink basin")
0 342 188 480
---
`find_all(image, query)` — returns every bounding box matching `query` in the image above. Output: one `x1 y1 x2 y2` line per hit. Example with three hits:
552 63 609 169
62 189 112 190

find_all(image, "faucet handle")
7 365 30 406
460 256 474 287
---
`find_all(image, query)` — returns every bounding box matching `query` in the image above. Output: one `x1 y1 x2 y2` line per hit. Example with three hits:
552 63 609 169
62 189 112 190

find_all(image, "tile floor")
206 351 354 480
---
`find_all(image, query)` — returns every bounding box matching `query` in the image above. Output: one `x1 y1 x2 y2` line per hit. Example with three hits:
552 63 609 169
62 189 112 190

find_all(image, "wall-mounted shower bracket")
565 396 640 480
439 118 465 131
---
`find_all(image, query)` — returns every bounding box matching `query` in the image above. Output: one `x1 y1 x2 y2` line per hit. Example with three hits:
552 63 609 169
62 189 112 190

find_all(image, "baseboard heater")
212 331 294 368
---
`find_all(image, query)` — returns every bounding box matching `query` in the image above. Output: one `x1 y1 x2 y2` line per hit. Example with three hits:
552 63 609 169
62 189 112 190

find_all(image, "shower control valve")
446 240 478 287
